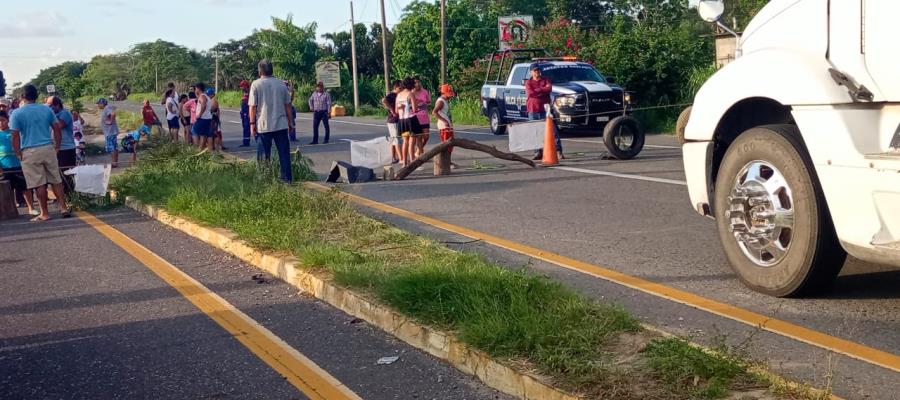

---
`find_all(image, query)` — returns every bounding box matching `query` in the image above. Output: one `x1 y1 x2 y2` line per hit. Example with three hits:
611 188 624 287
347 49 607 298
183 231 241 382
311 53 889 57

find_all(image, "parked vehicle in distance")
683 0 900 297
481 49 644 159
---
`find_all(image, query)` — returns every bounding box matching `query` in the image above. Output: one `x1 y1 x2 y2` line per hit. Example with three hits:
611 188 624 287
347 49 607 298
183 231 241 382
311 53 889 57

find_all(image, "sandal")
29 209 40 216
60 208 72 218
30 215 51 222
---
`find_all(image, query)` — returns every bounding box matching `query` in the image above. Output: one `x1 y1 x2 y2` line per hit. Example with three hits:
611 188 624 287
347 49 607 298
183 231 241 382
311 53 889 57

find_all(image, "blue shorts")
167 117 180 129
105 135 118 153
192 118 214 137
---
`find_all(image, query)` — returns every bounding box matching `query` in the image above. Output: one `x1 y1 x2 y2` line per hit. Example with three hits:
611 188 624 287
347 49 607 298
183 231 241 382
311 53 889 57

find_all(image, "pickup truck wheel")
675 106 692 145
602 116 644 159
489 107 506 135
713 125 846 297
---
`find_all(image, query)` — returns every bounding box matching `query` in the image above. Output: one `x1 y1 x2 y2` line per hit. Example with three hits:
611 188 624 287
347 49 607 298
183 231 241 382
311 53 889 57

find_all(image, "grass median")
105 137 824 400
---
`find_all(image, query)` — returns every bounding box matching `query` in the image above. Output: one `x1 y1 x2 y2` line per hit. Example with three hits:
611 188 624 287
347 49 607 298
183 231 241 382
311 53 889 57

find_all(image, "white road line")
227 120 242 124
551 166 687 186
562 138 679 149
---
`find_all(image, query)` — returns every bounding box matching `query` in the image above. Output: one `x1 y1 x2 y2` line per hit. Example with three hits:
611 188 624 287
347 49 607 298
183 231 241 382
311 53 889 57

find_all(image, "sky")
0 0 415 85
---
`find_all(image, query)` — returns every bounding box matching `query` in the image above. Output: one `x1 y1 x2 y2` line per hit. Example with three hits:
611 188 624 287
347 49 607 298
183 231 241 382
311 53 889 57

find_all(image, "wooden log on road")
393 138 535 181
433 147 451 176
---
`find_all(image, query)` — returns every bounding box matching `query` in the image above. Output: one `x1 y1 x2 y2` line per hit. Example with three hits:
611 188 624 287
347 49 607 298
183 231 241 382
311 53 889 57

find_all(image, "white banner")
498 16 534 51
350 137 393 169
315 61 342 88
64 165 111 197
507 121 545 152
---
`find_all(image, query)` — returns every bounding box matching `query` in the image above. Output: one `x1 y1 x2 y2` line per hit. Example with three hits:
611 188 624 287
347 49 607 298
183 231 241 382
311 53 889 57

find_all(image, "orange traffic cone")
542 115 559 166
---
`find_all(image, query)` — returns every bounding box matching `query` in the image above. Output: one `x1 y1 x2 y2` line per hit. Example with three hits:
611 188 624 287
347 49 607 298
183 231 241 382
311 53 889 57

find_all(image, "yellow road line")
75 212 362 400
307 182 900 374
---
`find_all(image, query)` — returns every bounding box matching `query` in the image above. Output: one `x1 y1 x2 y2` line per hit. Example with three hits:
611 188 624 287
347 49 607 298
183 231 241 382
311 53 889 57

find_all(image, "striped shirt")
308 91 332 112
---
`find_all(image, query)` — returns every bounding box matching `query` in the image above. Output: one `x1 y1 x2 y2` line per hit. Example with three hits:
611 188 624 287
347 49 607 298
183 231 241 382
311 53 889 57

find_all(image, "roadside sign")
46 84 56 93
315 61 342 88
498 16 533 50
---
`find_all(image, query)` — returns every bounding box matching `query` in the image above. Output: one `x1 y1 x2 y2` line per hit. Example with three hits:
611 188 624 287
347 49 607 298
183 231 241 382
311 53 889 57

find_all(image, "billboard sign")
315 61 342 88
498 16 534 50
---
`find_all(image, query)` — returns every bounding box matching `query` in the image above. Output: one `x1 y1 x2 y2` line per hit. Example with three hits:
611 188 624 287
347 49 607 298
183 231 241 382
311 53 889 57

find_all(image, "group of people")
158 83 225 153
383 77 457 168
0 84 76 222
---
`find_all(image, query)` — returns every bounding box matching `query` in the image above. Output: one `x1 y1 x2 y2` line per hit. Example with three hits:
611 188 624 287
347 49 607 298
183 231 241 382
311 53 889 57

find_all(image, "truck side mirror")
698 0 725 23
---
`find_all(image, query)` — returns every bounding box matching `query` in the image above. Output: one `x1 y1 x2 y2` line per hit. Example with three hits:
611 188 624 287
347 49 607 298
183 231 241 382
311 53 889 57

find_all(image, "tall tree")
211 33 261 90
392 0 496 89
82 54 133 97
321 23 385 78
251 15 320 83
29 61 88 97
129 40 209 93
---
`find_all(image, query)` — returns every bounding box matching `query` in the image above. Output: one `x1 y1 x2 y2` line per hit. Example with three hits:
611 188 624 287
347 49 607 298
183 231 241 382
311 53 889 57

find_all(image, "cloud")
5 12 69 38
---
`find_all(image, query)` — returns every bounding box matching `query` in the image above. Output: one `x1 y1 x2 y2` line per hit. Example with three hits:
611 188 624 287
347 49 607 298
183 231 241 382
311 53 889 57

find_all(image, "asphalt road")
0 209 512 400
106 100 900 399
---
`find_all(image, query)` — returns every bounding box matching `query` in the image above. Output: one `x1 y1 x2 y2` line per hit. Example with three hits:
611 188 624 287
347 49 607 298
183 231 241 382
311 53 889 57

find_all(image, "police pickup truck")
481 49 644 159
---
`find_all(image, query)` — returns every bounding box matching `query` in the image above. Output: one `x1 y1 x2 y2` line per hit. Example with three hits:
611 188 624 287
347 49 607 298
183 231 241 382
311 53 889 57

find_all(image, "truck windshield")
540 65 605 84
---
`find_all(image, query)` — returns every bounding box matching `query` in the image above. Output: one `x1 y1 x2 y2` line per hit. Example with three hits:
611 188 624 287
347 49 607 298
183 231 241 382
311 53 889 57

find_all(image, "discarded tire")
602 116 645 160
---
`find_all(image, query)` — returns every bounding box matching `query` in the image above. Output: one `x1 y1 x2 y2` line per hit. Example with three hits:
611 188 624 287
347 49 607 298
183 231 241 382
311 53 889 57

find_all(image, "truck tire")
602 116 644 159
713 125 846 297
489 106 506 136
675 106 692 145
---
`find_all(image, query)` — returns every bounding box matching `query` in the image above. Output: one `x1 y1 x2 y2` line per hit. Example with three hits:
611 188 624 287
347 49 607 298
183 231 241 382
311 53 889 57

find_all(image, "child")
120 125 151 165
73 131 86 165
0 110 36 215
432 84 459 169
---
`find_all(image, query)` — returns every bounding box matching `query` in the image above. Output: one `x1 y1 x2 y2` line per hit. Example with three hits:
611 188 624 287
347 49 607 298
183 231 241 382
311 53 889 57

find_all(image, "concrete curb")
123 197 581 400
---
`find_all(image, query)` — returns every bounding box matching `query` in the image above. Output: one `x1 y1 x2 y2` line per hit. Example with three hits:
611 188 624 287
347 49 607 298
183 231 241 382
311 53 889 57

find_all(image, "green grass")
356 104 387 118
214 90 244 108
110 140 818 400
83 141 105 156
643 338 763 399
126 92 160 104
452 96 488 126
115 109 143 131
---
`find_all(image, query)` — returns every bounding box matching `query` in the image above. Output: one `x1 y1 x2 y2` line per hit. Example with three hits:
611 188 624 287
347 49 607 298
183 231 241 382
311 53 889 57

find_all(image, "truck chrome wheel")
713 125 845 297
727 160 794 267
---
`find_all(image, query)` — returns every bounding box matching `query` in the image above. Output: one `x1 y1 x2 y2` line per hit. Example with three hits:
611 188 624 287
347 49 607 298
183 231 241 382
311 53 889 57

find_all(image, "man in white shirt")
249 59 295 183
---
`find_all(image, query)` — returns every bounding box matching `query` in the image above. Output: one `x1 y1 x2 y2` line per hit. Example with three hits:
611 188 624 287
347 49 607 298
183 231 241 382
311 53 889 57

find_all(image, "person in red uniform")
525 64 563 160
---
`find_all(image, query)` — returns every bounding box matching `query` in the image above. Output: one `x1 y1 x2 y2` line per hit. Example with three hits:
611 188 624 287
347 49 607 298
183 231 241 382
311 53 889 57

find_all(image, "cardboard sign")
507 120 545 152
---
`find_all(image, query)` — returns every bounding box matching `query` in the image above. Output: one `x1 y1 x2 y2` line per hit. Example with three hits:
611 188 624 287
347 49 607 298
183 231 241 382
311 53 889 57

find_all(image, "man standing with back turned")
249 59 294 183
10 84 70 221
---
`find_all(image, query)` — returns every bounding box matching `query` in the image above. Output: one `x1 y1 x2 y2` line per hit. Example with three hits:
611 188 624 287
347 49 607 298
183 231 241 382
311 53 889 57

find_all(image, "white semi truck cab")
684 0 900 297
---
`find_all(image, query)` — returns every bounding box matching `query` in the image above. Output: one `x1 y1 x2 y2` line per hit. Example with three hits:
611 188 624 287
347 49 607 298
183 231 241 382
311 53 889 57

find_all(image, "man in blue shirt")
46 96 76 170
10 84 70 221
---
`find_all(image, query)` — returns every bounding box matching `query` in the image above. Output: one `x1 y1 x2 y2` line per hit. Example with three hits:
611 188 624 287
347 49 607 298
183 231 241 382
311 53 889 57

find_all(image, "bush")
450 95 486 126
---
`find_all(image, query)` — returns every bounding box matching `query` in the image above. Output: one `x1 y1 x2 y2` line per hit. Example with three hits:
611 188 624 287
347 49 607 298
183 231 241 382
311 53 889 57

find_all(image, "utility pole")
440 0 447 84
380 0 390 93
350 1 360 115
215 51 220 93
